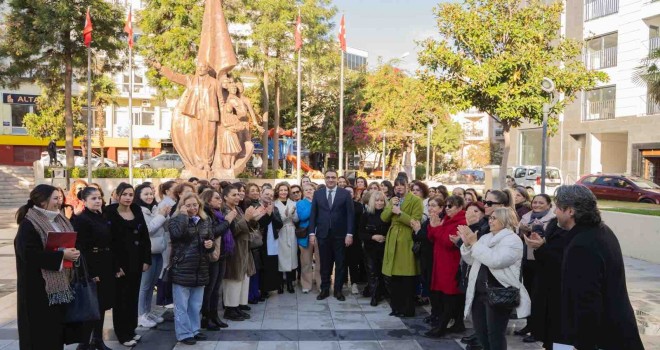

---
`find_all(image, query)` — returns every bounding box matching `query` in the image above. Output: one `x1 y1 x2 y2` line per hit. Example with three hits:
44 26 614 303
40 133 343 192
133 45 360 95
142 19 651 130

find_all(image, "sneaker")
138 314 156 328
351 283 359 295
180 337 196 345
122 340 137 347
165 303 174 309
302 289 310 294
133 334 142 341
147 312 164 324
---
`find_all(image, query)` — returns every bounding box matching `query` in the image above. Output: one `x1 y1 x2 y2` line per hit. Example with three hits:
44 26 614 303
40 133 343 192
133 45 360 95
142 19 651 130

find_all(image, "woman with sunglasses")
423 195 467 338
459 207 530 350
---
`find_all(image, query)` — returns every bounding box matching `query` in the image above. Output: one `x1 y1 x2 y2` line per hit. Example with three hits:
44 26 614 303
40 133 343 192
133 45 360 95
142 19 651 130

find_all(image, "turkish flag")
294 15 302 51
338 14 346 52
124 7 133 48
83 8 92 48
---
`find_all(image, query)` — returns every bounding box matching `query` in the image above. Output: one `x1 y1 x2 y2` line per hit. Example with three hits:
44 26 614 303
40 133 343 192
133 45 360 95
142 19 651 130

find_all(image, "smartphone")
532 224 544 234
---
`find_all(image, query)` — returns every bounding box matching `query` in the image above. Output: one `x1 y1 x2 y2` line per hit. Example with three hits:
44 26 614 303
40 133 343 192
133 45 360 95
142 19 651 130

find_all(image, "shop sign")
2 93 39 105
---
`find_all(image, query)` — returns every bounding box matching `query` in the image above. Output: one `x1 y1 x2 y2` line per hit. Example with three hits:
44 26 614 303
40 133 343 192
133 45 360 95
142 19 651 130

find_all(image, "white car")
40 150 118 168
508 165 563 195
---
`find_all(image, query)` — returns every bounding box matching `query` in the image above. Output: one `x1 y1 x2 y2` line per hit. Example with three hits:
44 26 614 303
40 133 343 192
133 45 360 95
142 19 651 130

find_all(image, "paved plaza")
0 208 658 349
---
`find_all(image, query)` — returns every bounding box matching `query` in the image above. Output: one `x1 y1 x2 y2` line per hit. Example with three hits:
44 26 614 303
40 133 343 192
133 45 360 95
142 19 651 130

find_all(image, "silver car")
135 153 184 169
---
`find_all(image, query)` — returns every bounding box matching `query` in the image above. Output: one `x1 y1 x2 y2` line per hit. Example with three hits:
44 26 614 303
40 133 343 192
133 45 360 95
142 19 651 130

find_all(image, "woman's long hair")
16 184 57 224
366 190 386 214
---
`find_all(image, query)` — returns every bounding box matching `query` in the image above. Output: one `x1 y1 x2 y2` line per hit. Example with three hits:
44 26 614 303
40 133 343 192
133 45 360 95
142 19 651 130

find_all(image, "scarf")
25 207 75 305
530 209 550 221
213 208 235 256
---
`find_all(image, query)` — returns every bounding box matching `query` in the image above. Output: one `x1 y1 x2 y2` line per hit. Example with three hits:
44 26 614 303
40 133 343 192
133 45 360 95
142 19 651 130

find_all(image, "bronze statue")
149 0 263 179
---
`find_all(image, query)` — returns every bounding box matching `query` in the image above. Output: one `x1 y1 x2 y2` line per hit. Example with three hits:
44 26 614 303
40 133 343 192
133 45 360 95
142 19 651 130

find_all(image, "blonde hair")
175 192 207 220
366 190 386 214
490 207 519 231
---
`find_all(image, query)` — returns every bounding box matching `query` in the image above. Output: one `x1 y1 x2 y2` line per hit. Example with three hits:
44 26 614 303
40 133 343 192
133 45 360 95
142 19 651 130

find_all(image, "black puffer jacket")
168 214 213 287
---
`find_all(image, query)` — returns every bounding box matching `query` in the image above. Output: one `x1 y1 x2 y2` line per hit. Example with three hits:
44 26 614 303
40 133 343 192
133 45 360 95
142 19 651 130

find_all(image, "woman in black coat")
359 190 390 306
71 187 115 350
15 184 81 350
105 183 151 347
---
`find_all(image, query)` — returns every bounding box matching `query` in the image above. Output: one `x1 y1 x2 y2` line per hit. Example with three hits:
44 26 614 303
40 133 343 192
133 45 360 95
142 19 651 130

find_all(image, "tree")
89 75 118 165
633 49 660 106
418 0 607 187
0 0 126 166
22 88 86 141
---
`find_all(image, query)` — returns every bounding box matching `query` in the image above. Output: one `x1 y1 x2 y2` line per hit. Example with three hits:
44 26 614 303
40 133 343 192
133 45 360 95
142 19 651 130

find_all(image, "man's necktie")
327 189 333 208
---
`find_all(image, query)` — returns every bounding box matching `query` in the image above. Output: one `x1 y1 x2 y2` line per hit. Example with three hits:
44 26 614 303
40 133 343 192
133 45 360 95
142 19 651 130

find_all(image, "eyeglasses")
445 205 454 209
488 216 498 222
484 201 503 207
291 191 301 195
184 203 199 208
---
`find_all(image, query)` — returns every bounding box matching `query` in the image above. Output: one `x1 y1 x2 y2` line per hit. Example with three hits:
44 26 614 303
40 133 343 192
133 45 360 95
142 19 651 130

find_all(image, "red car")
576 174 660 204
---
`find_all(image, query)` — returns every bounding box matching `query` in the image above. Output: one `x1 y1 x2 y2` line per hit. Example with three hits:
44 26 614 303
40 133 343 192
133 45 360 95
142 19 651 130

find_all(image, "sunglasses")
484 201 503 207
445 205 454 209
291 191 301 195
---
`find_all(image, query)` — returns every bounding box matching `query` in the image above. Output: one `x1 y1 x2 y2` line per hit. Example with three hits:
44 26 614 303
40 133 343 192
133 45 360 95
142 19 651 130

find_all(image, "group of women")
15 174 559 350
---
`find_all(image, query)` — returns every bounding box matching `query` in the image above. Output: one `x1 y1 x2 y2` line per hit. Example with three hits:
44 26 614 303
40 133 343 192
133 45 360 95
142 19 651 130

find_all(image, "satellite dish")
252 154 263 168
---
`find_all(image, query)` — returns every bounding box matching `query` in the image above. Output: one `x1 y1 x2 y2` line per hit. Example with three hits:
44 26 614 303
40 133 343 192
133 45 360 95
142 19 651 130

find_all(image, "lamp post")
381 130 386 181
540 77 558 194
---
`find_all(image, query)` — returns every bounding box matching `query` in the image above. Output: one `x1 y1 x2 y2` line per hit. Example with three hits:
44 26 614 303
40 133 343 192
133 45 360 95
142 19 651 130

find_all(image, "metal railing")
650 37 660 55
465 129 485 139
585 0 619 21
587 46 617 69
647 96 660 115
583 99 616 121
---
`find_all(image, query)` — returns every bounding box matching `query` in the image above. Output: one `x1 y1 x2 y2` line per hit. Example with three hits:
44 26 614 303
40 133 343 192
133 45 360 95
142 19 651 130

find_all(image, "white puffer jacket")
460 228 531 319
140 205 168 254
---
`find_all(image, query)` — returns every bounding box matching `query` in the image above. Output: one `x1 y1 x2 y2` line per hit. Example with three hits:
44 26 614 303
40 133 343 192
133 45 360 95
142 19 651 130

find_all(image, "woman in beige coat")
273 182 299 293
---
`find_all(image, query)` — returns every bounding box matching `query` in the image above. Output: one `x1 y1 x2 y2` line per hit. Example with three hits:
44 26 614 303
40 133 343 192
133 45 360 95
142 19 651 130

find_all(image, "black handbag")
485 263 522 309
64 256 100 323
295 225 308 239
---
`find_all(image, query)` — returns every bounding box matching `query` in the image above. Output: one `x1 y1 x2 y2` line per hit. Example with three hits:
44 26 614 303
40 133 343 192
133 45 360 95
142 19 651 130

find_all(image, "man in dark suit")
309 169 355 301
555 185 644 350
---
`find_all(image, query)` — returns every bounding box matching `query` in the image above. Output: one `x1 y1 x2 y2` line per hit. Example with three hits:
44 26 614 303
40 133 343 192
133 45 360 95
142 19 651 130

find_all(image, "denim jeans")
472 293 511 350
172 284 204 341
138 254 163 316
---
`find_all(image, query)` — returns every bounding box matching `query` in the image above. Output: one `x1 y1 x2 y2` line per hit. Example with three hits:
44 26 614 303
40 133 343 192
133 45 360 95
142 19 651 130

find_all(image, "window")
593 177 614 186
584 85 615 121
586 33 617 69
585 0 618 21
580 176 597 184
122 72 145 94
133 107 154 126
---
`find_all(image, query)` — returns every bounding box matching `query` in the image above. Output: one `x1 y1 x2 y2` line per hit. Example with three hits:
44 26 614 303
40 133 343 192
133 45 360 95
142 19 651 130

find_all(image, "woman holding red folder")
105 183 151 347
15 184 81 350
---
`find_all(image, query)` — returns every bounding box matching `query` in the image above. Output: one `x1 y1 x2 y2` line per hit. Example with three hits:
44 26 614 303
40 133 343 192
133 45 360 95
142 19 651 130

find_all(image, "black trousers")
430 291 464 328
522 259 537 328
346 237 366 284
318 236 346 292
113 270 141 343
80 308 106 344
365 246 385 298
203 259 225 317
384 275 417 316
472 293 511 350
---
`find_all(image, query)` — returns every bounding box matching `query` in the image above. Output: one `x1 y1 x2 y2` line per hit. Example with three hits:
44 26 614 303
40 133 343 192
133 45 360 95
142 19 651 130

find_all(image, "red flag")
338 14 346 52
124 7 133 48
294 15 303 51
83 8 93 48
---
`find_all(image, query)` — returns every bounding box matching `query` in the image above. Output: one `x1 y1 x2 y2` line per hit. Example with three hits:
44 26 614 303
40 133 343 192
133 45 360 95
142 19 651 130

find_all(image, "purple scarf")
213 208 235 256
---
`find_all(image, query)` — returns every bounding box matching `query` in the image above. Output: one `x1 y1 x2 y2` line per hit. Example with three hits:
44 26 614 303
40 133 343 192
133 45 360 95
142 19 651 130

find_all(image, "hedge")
44 167 182 179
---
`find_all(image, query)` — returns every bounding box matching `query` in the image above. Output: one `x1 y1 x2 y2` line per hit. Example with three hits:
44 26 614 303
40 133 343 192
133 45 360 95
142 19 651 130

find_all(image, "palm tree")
633 48 660 112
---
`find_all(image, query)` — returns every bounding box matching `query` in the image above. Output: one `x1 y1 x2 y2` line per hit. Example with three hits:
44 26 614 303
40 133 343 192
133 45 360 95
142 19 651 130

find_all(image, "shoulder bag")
486 262 522 309
64 256 100 323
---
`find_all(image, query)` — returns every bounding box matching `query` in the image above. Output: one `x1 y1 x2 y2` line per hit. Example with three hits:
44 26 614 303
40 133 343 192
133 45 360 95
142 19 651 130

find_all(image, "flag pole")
338 21 345 175
86 26 93 184
296 8 302 183
127 6 134 185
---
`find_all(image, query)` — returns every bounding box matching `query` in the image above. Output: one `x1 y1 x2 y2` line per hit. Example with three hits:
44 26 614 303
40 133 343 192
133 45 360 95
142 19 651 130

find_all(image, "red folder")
45 231 77 269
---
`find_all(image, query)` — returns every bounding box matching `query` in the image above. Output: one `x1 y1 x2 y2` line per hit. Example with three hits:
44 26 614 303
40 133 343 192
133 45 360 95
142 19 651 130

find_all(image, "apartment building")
509 0 660 184
451 108 504 169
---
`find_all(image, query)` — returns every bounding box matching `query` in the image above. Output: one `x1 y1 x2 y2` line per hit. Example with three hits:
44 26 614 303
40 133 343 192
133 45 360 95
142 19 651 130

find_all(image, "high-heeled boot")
286 278 295 293
91 338 112 350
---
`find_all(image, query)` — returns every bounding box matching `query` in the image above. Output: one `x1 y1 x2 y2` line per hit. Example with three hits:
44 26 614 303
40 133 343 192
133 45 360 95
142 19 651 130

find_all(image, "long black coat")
71 208 115 310
530 218 569 348
15 220 79 349
258 206 283 291
105 203 151 275
560 222 644 350
168 214 213 287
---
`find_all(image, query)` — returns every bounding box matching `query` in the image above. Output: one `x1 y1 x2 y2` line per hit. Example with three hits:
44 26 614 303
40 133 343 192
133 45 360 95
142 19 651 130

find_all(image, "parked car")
40 150 117 168
508 165 563 194
134 153 184 169
577 174 660 204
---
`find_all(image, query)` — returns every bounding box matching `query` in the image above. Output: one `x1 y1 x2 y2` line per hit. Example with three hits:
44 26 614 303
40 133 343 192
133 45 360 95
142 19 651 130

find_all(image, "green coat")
381 192 423 276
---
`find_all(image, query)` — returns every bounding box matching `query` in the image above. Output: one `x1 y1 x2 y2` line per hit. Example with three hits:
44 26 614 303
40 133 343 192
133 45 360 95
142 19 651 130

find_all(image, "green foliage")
633 48 660 105
23 88 86 140
44 167 182 179
237 171 251 179
417 0 607 185
263 169 286 179
0 0 127 166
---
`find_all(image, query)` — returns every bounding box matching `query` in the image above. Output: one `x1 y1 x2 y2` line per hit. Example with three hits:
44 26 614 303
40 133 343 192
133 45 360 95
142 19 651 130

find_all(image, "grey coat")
223 207 256 280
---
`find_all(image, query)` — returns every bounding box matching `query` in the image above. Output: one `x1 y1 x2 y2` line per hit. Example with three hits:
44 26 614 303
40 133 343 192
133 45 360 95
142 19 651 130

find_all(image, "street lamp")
540 77 558 194
425 114 438 180
381 130 386 181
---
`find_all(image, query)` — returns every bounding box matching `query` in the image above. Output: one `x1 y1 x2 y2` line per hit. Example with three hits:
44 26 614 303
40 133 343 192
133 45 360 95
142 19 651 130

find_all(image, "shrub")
44 167 182 179
263 169 287 179
237 171 251 179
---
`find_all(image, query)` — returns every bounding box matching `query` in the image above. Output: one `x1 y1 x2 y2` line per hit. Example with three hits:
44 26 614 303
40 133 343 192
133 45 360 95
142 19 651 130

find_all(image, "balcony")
585 0 619 21
464 129 485 141
583 99 616 121
650 37 660 55
587 46 617 69
648 97 660 115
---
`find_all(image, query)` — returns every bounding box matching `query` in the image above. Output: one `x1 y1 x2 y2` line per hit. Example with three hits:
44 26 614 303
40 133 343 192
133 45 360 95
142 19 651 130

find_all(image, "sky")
330 0 446 73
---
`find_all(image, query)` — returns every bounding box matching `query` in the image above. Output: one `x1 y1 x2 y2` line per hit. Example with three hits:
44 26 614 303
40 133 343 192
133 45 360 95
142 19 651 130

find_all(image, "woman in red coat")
425 195 466 338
